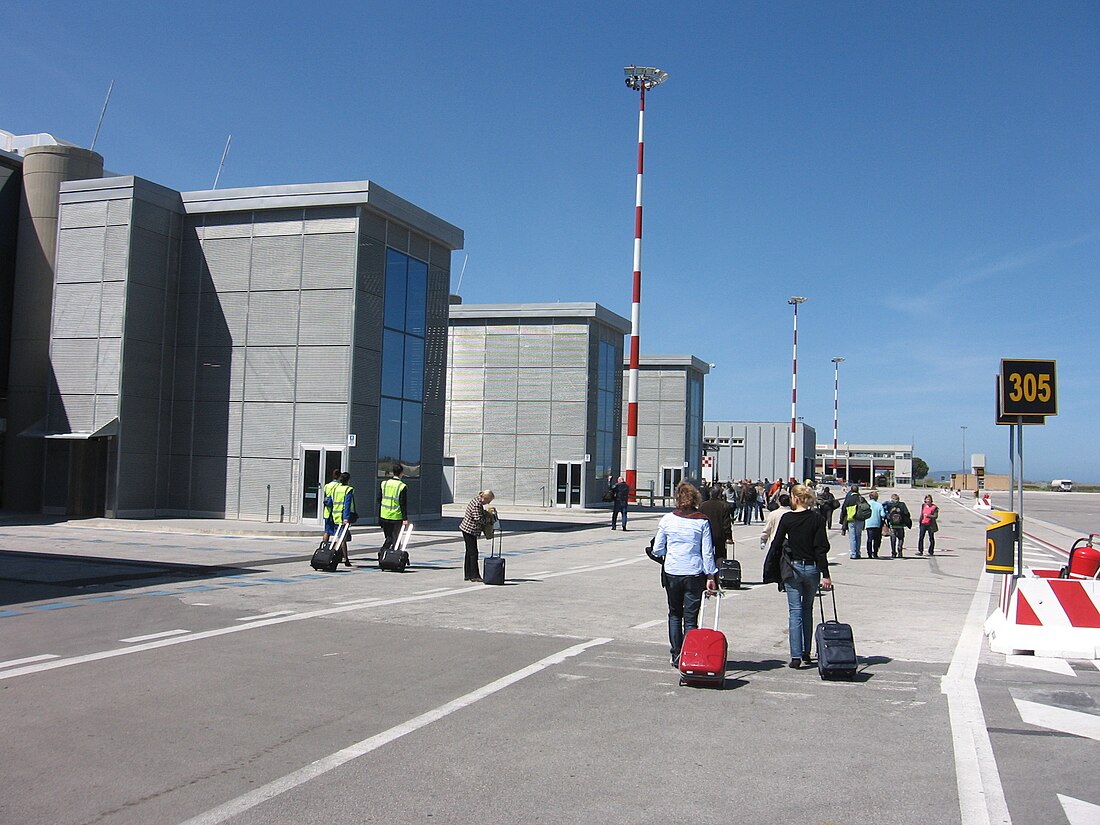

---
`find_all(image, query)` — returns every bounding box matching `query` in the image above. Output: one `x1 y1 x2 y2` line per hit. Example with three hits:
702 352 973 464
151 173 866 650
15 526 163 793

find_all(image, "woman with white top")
651 482 718 667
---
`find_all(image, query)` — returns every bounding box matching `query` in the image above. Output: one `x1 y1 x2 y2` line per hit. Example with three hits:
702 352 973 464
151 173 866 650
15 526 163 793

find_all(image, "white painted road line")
120 629 191 644
0 555 640 682
631 619 664 630
176 637 613 825
941 572 1012 825
1058 794 1100 825
1005 655 1075 677
0 654 59 669
235 611 295 622
413 587 452 595
1014 697 1100 743
333 597 384 606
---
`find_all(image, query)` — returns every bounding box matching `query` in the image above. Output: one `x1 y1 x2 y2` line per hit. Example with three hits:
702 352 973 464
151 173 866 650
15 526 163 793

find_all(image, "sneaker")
801 652 812 664
928 549 934 556
788 658 801 669
850 554 861 559
670 655 680 668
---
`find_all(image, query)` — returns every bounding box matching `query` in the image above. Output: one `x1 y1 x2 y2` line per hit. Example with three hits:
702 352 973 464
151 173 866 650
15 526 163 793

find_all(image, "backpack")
888 506 904 526
854 498 872 521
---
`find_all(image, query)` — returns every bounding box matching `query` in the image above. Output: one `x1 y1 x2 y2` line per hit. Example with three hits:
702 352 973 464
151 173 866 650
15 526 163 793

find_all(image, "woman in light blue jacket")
865 490 886 559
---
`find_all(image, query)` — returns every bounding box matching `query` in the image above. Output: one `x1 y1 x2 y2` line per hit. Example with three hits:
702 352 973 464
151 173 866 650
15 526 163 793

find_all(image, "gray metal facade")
703 420 817 484
622 356 709 498
47 177 461 521
445 303 629 507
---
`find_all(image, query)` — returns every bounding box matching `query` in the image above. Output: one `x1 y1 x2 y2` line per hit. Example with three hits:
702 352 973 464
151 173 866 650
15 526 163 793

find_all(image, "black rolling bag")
718 558 741 589
379 523 411 572
483 524 505 585
312 522 349 572
814 586 858 680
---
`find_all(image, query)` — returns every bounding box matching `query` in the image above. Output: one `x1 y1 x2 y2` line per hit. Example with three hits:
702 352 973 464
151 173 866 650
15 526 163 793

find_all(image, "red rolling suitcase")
678 590 727 688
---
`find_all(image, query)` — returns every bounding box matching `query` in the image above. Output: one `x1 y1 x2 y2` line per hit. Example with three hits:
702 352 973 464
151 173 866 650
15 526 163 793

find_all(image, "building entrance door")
555 462 582 507
300 445 345 523
662 467 684 498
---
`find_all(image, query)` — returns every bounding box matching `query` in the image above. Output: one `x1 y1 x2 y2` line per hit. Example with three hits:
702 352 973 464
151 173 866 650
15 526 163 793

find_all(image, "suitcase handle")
489 522 503 558
396 523 413 553
816 584 839 624
700 589 722 630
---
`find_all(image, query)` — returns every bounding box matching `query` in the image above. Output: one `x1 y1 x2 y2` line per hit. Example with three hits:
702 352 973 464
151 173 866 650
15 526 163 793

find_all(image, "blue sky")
5 1 1098 480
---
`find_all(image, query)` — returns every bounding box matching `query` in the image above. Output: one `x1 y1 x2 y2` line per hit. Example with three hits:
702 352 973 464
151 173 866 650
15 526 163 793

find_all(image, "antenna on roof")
89 80 114 151
454 251 469 295
212 134 232 190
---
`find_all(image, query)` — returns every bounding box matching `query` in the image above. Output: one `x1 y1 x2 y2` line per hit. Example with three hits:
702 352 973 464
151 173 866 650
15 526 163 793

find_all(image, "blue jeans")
848 520 865 557
612 501 628 529
665 573 706 659
784 561 820 659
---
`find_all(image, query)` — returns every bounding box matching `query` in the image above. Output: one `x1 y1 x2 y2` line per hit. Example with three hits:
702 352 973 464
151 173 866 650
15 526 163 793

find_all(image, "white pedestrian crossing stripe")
1058 794 1100 825
1014 698 1100 743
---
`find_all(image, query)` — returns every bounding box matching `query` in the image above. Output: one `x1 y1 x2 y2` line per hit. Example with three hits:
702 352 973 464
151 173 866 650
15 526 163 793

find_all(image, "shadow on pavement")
0 550 265 606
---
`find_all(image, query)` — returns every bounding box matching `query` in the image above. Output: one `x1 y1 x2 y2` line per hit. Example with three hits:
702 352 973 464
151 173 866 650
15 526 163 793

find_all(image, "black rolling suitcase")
482 524 505 585
815 586 858 680
379 523 411 572
312 522 349 572
718 558 741 589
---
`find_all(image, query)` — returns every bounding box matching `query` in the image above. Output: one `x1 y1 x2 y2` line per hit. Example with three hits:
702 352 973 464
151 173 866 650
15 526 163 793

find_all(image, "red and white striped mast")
788 296 807 482
623 65 668 500
831 356 845 475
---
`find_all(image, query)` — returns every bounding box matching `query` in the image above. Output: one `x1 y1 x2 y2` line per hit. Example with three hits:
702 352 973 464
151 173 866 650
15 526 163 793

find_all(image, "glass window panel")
381 329 405 397
405 258 427 337
403 335 424 401
384 249 407 330
401 401 422 467
378 398 402 466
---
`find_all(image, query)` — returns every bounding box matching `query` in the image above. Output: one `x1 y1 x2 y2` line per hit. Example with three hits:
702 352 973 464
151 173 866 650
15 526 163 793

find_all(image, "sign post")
996 360 1057 578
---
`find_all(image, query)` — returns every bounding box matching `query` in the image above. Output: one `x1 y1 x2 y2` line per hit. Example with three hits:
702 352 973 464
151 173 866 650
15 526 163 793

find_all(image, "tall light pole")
961 425 968 478
831 356 845 475
622 65 668 500
788 296 807 482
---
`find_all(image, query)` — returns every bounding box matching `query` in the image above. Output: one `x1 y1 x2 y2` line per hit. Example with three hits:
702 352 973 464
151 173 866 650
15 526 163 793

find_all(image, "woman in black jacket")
763 484 833 669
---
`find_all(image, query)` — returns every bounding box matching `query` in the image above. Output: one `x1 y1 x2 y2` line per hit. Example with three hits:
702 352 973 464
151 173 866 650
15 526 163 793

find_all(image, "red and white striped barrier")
986 570 1100 659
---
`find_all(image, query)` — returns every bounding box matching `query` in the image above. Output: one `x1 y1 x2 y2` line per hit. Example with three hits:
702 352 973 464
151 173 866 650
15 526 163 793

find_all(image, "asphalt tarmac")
0 490 1096 824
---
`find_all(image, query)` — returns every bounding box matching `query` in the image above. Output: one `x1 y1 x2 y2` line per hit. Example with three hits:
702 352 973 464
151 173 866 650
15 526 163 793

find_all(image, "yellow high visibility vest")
379 477 406 521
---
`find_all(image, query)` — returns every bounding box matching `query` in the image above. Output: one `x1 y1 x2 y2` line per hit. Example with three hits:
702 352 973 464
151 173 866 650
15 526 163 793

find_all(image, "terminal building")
36 174 463 522
814 442 913 487
702 420 817 484
626 356 709 498
444 303 629 508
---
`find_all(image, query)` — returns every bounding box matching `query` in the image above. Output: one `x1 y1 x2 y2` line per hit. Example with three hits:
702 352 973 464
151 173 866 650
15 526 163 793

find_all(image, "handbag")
602 489 615 502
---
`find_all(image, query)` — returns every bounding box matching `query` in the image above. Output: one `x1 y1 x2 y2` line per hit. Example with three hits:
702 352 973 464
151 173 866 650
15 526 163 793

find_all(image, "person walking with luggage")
459 490 495 582
917 494 940 555
378 463 409 558
321 468 342 545
754 481 766 521
609 475 631 530
883 493 912 558
700 485 733 563
325 472 357 566
651 482 718 667
762 484 832 669
842 486 869 558
864 490 886 559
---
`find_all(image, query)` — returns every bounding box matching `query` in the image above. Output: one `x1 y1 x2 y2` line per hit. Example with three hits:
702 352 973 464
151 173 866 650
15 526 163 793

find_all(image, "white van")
1050 479 1073 492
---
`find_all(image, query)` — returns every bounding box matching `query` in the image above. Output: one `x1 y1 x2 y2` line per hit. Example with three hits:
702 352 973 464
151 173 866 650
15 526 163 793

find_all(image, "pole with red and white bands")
832 356 845 475
788 296 807 482
623 66 667 501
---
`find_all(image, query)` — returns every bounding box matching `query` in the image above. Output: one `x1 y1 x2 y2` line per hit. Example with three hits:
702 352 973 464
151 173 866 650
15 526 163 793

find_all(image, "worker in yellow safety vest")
325 471 356 566
378 462 409 558
321 468 342 543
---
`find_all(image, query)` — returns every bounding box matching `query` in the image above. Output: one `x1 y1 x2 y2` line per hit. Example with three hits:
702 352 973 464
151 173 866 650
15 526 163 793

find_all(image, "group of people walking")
317 462 500 584
649 480 945 672
836 485 940 559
